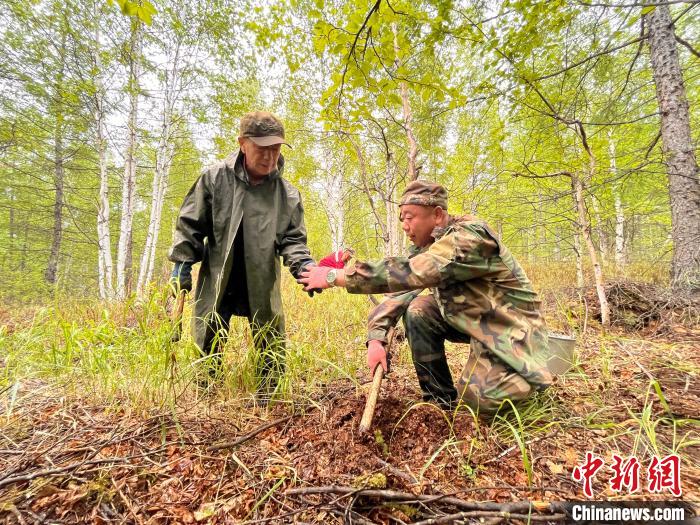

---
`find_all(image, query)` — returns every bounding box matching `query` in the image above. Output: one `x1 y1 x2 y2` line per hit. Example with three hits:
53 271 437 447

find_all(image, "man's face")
400 204 439 248
238 138 282 178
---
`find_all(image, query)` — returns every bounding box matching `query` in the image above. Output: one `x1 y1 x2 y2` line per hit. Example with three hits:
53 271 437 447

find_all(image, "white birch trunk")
574 227 584 289
392 23 419 182
116 22 141 300
92 15 114 300
609 136 626 269
591 197 607 266
136 46 179 297
573 174 610 326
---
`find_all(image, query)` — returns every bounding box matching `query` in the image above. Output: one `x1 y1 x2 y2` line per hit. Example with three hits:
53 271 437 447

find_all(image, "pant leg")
248 318 286 398
456 339 533 415
403 294 466 408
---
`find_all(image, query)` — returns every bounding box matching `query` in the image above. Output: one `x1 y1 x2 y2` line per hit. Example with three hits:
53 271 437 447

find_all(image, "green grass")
0 275 371 409
1 269 698 496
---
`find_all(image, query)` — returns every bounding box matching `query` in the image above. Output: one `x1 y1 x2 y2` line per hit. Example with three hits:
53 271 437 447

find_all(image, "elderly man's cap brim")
246 135 292 148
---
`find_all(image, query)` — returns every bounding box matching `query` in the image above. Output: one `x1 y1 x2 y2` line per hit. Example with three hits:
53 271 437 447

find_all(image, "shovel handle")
359 365 384 433
358 326 395 434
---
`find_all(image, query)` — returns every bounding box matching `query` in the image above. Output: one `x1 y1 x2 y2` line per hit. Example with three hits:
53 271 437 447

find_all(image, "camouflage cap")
399 180 448 209
239 111 290 147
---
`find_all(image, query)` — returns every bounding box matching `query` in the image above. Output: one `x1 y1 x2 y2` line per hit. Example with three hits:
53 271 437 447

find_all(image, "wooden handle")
171 292 186 342
358 326 395 434
359 365 384 434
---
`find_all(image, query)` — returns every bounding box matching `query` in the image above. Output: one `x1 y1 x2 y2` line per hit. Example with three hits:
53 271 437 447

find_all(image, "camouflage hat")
239 111 290 147
399 180 448 209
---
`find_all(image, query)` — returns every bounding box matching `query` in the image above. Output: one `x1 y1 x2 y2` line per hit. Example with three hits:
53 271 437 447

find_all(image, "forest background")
1 0 698 305
0 0 699 519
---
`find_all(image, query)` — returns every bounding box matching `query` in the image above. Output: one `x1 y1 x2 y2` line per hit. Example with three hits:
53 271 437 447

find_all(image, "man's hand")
367 339 388 373
297 266 333 291
170 261 193 296
300 263 323 297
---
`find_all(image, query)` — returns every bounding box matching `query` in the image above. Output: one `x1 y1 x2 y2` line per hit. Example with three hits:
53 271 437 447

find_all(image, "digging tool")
359 326 395 434
171 291 187 342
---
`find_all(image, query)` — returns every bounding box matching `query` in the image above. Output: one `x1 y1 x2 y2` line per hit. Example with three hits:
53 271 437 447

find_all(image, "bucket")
547 333 576 375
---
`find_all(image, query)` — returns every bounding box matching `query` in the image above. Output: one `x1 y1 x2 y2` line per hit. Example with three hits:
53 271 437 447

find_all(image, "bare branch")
577 0 700 8
533 35 647 81
675 34 700 58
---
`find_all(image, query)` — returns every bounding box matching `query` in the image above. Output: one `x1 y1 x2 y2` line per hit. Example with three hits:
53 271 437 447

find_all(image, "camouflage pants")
202 305 285 396
403 295 533 414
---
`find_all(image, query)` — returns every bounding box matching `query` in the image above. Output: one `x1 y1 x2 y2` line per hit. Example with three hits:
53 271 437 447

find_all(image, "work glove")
299 263 323 298
170 261 193 295
367 339 389 374
318 249 353 269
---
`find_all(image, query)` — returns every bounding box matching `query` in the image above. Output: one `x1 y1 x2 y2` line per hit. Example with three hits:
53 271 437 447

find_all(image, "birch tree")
116 19 142 299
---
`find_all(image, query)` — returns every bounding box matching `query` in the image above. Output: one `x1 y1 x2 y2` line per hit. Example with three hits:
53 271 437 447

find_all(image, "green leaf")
641 6 656 15
136 6 153 25
142 0 157 16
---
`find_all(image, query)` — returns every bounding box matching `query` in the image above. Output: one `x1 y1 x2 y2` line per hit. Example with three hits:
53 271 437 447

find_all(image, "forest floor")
1 282 699 523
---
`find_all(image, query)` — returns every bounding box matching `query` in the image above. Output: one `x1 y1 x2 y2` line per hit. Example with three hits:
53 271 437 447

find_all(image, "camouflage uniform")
345 182 552 415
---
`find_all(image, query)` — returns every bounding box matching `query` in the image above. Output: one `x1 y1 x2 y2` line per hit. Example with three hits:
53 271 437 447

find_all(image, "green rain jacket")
168 151 314 350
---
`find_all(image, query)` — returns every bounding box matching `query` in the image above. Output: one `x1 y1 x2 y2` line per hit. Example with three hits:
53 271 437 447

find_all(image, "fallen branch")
411 510 566 524
0 456 130 489
374 456 418 484
285 485 557 513
207 415 294 452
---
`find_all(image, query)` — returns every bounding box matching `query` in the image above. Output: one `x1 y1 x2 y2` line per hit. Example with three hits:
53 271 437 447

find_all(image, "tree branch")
675 34 700 58
577 0 700 7
534 35 647 81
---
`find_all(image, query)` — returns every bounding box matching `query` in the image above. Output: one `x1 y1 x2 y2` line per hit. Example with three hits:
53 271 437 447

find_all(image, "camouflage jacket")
345 215 553 387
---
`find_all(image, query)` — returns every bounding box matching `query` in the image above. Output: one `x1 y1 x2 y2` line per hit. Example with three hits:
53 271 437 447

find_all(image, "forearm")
278 203 314 277
341 256 443 294
366 290 420 343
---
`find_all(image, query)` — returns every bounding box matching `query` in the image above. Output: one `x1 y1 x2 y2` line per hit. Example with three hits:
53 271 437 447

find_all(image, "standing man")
299 181 555 416
169 111 316 400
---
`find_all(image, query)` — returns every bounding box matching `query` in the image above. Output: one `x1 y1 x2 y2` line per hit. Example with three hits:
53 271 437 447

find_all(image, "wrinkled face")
400 204 440 248
238 138 282 178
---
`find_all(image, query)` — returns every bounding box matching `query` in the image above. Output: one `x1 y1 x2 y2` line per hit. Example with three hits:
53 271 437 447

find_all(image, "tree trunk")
116 21 141 300
92 15 114 300
573 227 584 288
384 155 401 257
573 174 610 326
137 45 179 297
609 136 626 269
45 32 67 285
646 4 700 290
590 197 607 266
392 23 419 182
575 123 610 326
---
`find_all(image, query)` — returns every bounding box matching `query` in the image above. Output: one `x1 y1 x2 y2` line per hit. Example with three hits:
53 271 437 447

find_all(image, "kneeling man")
300 181 554 415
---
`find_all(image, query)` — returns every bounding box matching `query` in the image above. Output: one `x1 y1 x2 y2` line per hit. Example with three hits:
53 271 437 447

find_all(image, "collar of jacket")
223 149 285 185
406 215 456 257
430 214 456 241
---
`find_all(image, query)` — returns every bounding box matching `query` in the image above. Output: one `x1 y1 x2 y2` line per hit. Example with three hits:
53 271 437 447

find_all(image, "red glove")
367 340 388 373
318 249 352 269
